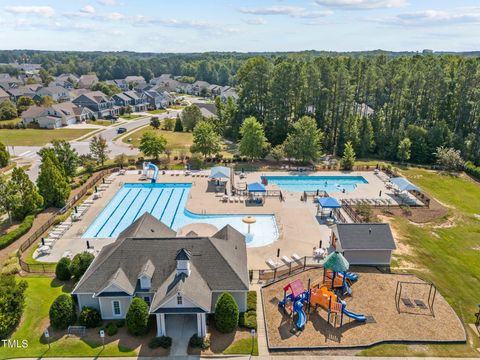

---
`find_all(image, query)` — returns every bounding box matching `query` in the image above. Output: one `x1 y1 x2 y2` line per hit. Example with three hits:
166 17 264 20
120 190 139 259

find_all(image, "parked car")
117 127 127 134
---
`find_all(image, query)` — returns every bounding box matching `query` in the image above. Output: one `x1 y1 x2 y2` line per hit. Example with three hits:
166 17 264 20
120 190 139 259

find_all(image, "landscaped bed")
261 268 465 350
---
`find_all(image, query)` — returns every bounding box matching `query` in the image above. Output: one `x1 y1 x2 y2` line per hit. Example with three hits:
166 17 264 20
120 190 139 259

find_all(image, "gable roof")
118 212 177 239
334 223 396 251
21 106 47 118
0 88 9 98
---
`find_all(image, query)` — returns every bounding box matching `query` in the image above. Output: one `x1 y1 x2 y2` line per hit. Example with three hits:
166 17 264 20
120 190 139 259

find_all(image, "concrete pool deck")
34 170 405 269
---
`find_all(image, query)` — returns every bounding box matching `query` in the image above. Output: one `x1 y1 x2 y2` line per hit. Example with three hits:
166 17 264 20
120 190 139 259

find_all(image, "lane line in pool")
170 188 185 228
149 189 164 213
108 189 143 237
94 188 132 237
132 188 153 222
159 189 175 222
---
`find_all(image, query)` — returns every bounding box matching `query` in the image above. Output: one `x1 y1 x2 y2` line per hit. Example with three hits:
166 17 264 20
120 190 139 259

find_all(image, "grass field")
360 168 480 357
123 126 193 153
0 117 22 126
4 277 136 359
147 109 167 115
0 128 96 146
223 337 258 355
87 119 114 127
120 114 143 120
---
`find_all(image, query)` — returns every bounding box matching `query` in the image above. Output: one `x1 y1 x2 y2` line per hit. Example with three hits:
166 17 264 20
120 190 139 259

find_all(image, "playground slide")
149 163 159 183
294 300 307 329
345 272 359 282
342 308 367 322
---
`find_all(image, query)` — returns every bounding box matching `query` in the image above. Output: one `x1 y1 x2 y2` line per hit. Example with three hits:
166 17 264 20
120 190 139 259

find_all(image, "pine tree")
340 141 356 170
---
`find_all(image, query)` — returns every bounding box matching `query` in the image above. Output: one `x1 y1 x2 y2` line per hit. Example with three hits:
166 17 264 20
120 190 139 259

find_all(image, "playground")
261 266 466 350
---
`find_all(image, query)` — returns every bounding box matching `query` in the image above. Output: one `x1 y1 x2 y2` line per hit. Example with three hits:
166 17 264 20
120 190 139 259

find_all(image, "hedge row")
0 215 35 250
465 161 480 181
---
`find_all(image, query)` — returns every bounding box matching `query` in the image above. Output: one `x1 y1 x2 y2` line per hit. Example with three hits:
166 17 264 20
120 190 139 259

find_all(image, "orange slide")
309 285 341 312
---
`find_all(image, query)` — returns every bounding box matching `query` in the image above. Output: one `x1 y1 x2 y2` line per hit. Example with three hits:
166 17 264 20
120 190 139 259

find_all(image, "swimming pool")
83 183 278 247
262 175 368 193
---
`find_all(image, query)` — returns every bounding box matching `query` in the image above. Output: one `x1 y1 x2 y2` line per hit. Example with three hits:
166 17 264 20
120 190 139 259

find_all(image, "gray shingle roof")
73 213 248 306
334 223 396 251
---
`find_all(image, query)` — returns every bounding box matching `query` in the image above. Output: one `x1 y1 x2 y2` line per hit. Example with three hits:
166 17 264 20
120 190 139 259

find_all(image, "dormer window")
139 275 151 290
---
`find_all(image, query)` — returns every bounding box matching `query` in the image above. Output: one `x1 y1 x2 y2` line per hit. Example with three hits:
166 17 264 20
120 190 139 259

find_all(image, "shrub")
55 257 72 281
188 152 203 170
79 307 102 328
0 275 28 338
244 311 257 329
0 215 34 250
214 292 239 333
117 319 125 328
1 262 21 275
49 294 76 330
126 297 149 336
465 161 480 180
106 322 118 336
69 251 95 280
149 336 172 349
247 291 257 312
189 334 210 349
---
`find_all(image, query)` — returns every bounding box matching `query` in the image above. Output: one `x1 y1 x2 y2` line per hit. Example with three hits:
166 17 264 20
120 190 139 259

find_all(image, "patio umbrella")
323 251 349 272
242 216 256 233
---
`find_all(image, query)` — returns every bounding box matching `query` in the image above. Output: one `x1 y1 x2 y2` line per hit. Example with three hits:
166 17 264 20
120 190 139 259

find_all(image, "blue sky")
0 0 479 52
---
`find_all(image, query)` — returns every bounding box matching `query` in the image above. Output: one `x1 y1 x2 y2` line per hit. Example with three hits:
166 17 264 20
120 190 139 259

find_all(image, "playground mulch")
261 268 466 350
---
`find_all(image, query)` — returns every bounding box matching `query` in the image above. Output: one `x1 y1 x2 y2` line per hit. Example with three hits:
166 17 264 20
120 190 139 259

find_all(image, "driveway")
165 314 197 356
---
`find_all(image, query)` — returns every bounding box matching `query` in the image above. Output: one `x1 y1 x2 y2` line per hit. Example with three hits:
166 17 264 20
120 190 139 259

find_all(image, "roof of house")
78 74 98 87
37 85 68 95
72 213 249 307
78 91 111 104
194 102 217 118
125 76 145 83
21 106 47 118
123 90 141 100
334 223 396 251
0 88 9 98
113 93 132 102
193 80 210 88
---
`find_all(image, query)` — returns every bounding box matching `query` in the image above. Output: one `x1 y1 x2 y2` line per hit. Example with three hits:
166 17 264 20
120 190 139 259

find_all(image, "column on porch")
196 313 207 337
156 314 166 336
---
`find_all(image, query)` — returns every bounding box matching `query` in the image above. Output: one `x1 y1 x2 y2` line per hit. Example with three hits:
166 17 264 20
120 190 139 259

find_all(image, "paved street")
7 110 180 180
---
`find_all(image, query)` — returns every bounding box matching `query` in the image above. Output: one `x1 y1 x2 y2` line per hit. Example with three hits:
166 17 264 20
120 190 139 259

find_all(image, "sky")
0 0 479 53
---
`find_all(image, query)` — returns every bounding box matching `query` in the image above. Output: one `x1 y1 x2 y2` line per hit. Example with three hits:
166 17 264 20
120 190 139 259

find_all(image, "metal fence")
18 168 118 273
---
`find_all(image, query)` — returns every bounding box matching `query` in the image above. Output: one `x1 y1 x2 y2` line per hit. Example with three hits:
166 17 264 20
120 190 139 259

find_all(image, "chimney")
369 227 372 234
175 249 191 277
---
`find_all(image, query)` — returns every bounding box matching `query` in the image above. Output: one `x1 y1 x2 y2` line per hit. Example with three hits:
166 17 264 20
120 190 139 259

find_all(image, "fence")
18 168 118 273
249 256 323 285
340 201 363 223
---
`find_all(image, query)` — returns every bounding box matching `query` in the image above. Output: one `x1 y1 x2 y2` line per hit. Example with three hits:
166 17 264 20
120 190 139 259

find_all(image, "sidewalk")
8 356 480 360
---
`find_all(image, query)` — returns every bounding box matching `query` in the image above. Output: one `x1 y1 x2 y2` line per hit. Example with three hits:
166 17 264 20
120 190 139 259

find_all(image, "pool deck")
34 170 402 269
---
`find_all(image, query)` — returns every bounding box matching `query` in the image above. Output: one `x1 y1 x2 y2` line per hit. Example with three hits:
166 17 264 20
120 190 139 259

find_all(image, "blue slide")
293 300 307 329
148 163 159 183
345 272 359 282
342 308 367 322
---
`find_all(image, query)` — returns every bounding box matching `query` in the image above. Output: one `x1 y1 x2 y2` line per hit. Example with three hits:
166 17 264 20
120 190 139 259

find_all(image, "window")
177 295 182 305
112 300 121 316
143 296 151 306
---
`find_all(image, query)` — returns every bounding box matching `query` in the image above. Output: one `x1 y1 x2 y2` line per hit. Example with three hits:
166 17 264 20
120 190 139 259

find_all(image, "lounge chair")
282 255 293 264
229 196 234 203
266 259 277 269
292 253 302 262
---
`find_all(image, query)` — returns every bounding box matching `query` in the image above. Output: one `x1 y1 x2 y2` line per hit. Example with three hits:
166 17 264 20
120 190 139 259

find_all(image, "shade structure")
209 166 230 179
317 197 341 209
247 182 266 192
242 216 257 224
390 177 420 192
323 251 350 272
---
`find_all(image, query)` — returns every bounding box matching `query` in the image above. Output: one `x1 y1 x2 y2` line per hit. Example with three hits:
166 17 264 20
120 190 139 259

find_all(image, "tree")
126 297 149 336
238 116 269 161
150 116 160 129
340 141 356 170
89 136 110 166
16 96 35 115
39 96 54 107
181 105 203 132
214 292 239 333
55 257 72 281
283 116 323 163
0 100 17 120
51 140 79 178
69 251 95 280
270 144 285 162
163 118 175 131
114 153 128 168
79 307 102 328
0 275 28 339
435 147 464 171
191 121 221 158
49 294 76 330
11 167 43 220
397 137 412 162
37 156 70 208
139 131 167 161
0 141 10 167
0 175 19 224
174 115 183 132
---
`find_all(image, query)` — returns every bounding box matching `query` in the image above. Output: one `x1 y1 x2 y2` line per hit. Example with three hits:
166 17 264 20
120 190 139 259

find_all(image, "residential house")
78 74 99 89
192 81 210 96
125 76 146 86
21 101 93 128
7 86 40 102
0 88 10 103
353 103 375 117
220 86 239 102
112 92 133 108
106 79 129 91
72 213 249 338
150 74 173 85
36 85 71 102
194 102 217 118
330 223 396 266
55 74 79 89
143 90 173 109
123 90 147 112
73 91 119 119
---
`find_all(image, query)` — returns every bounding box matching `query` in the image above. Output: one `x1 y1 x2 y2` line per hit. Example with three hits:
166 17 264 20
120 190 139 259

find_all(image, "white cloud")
243 17 267 25
80 5 96 14
314 0 407 10
377 8 480 26
103 12 125 20
97 0 116 5
239 6 332 18
5 5 55 17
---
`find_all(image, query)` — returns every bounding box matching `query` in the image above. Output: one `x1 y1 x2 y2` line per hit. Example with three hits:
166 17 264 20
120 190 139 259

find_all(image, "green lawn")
0 117 22 126
87 119 114 127
223 337 258 355
360 168 480 357
120 114 143 120
4 277 136 360
123 126 193 153
0 129 97 146
147 109 167 115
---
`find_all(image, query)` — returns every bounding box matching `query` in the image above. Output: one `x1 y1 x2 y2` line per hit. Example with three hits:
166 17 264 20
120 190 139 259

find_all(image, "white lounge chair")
266 259 277 269
282 255 293 264
292 253 302 262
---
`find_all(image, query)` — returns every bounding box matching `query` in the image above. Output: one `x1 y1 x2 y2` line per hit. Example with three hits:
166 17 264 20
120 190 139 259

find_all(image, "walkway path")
250 284 269 356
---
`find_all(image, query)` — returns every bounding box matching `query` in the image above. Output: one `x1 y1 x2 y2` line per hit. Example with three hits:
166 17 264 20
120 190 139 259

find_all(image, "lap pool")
262 175 368 193
82 183 278 247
